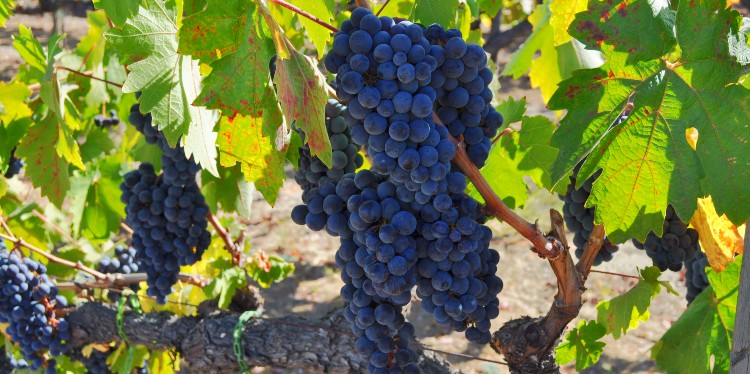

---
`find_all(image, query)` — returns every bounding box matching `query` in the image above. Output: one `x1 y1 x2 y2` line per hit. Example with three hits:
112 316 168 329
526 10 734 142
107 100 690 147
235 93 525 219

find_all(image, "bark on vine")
64 303 455 374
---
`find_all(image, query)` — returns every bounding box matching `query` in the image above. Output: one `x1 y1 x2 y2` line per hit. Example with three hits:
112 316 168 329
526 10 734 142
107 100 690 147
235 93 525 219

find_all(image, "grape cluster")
559 165 619 265
1 347 30 372
0 238 70 372
79 349 111 374
633 205 698 272
294 100 364 195
425 25 503 168
94 110 120 128
95 244 141 302
300 9 504 372
121 104 211 303
684 248 709 303
3 148 24 178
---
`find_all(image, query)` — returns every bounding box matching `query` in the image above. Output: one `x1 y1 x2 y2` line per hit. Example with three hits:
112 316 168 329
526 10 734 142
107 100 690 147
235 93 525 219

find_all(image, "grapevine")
0 0 748 373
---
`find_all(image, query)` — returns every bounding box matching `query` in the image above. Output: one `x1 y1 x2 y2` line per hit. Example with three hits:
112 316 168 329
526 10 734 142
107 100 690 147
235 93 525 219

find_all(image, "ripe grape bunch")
633 205 699 272
294 99 364 195
559 164 619 265
78 349 111 374
294 8 506 373
120 104 211 303
3 148 24 178
94 110 120 128
684 248 708 303
95 244 141 302
0 238 70 374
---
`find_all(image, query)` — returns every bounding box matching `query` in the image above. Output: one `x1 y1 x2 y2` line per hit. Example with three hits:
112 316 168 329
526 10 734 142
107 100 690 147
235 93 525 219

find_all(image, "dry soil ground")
0 7 688 374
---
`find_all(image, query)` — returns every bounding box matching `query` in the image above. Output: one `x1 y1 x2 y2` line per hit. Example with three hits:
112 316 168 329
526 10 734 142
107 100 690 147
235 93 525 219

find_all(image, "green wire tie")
115 290 141 373
233 310 261 373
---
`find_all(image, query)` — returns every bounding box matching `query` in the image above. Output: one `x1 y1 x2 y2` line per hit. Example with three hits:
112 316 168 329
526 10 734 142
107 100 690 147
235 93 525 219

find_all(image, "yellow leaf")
690 196 744 272
549 0 588 46
0 82 32 124
686 127 698 150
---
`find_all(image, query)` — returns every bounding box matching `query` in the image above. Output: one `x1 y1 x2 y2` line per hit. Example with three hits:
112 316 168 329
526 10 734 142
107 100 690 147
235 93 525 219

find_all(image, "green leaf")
596 266 675 339
13 25 86 150
469 116 558 208
202 165 255 218
15 116 72 207
12 24 48 80
108 343 149 374
555 320 607 371
0 0 15 27
477 0 501 16
411 0 460 29
93 0 140 28
549 0 750 242
0 81 32 123
286 129 303 168
68 156 126 240
503 4 603 105
496 96 526 125
79 128 116 163
76 10 111 107
651 255 741 374
204 266 247 308
502 4 551 79
246 254 294 288
180 0 277 117
285 0 335 58
0 118 30 175
106 0 220 176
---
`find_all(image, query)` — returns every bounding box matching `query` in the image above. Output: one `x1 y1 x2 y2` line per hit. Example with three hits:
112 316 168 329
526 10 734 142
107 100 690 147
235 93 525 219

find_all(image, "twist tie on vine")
116 290 141 372
233 310 261 373
116 295 129 343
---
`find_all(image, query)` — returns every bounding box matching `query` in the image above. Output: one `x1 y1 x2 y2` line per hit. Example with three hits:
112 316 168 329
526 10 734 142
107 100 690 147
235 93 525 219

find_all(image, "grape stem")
0 225 109 281
55 66 124 88
207 213 245 266
32 209 78 244
55 272 207 291
490 128 514 145
589 269 640 280
355 0 373 10
120 222 134 235
376 0 392 16
268 0 340 33
431 112 563 259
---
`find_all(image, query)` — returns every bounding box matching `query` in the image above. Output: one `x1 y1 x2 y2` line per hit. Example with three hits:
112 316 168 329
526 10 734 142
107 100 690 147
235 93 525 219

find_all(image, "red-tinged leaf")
273 52 331 167
258 0 331 167
217 87 286 205
15 116 70 207
180 0 277 117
